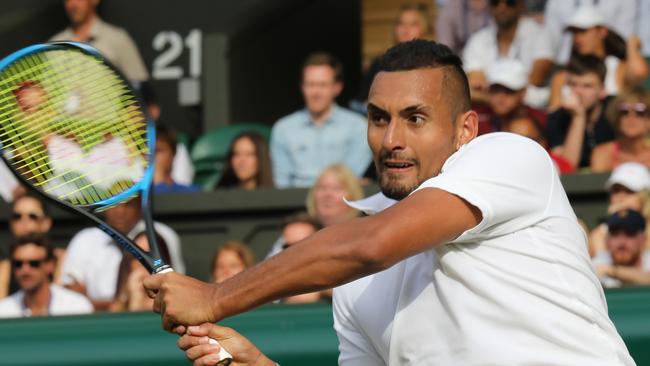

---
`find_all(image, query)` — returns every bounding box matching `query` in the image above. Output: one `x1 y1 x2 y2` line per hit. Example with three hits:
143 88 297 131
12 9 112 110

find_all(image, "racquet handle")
156 268 233 365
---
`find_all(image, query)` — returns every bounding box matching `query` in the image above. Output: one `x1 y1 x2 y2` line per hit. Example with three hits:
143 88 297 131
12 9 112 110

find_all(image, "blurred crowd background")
0 0 649 319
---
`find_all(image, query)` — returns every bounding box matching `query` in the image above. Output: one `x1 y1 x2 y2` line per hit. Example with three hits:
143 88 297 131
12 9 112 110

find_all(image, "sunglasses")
10 212 43 221
619 103 649 118
489 0 517 7
11 259 45 269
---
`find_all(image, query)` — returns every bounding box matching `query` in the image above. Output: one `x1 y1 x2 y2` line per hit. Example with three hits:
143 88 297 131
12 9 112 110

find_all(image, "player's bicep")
364 188 481 268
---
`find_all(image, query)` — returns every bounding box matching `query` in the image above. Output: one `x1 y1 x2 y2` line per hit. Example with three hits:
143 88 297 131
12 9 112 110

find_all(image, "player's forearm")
212 217 386 321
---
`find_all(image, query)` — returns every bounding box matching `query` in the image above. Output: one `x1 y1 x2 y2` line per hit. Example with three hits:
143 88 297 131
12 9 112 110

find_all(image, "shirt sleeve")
333 290 385 366
462 32 487 73
114 29 149 82
344 118 373 177
413 133 556 242
270 122 293 188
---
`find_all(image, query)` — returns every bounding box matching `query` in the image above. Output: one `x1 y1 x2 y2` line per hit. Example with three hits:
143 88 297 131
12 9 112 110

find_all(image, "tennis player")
145 40 635 365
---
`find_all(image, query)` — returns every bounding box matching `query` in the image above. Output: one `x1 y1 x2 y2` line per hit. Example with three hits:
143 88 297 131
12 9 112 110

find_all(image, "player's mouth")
383 160 415 173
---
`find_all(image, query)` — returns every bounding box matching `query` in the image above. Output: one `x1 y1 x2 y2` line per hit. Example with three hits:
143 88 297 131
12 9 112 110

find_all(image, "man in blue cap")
593 209 650 287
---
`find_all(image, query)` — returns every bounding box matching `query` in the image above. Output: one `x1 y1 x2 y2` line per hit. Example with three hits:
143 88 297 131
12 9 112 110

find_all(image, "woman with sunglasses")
591 87 650 172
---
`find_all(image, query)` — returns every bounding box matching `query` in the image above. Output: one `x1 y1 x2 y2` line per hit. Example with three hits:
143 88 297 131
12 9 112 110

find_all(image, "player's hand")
143 272 220 331
178 323 275 366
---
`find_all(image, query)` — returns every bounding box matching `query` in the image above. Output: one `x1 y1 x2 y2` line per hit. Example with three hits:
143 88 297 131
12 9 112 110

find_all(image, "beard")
375 149 421 200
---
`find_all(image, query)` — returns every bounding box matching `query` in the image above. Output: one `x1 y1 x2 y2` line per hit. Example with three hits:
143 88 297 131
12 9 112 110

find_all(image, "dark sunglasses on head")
10 212 43 221
489 0 517 7
619 102 649 118
11 259 45 269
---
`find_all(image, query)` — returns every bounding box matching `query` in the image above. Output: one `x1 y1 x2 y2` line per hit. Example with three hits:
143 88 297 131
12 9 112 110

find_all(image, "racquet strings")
0 47 149 206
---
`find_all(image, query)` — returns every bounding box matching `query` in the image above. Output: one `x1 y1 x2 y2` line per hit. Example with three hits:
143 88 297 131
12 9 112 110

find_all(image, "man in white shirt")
61 197 183 310
463 0 554 107
0 235 92 318
145 40 634 366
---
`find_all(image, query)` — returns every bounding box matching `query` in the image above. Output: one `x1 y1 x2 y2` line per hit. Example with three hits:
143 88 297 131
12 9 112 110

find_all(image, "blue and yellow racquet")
0 41 232 365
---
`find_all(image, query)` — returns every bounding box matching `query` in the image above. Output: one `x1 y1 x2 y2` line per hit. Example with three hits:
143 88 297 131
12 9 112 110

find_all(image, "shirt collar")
344 192 398 215
303 104 340 126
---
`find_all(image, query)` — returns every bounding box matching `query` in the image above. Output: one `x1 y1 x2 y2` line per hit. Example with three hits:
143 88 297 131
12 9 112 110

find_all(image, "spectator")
503 116 576 174
436 0 491 54
547 55 616 169
270 52 371 188
0 193 59 299
591 87 650 172
59 197 183 309
548 5 649 109
475 58 547 135
267 164 364 258
153 125 200 194
280 212 323 304
110 232 170 312
216 132 274 190
140 83 194 186
211 241 255 284
355 4 433 110
589 162 650 256
0 235 92 318
592 209 650 287
50 0 149 83
463 0 554 106
544 0 636 64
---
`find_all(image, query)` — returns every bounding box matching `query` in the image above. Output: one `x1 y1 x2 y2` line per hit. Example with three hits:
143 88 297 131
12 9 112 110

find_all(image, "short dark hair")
377 39 471 120
303 52 344 82
10 233 54 260
156 125 177 156
12 191 50 217
566 55 607 83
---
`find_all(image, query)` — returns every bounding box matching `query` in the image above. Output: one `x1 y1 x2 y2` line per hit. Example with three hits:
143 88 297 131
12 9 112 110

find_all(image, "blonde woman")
211 241 255 284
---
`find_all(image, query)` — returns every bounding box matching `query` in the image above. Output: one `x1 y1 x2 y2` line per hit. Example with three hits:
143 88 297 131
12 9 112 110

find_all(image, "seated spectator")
267 164 364 257
270 52 371 188
548 5 648 109
215 132 274 190
544 0 636 64
280 212 324 304
436 0 490 55
474 58 547 135
547 55 616 169
354 4 432 111
153 125 200 194
60 197 183 309
0 235 92 318
463 0 554 107
211 241 255 284
503 116 575 174
591 87 650 172
140 83 194 185
50 0 149 84
588 162 650 256
110 231 170 312
592 209 650 287
0 193 58 299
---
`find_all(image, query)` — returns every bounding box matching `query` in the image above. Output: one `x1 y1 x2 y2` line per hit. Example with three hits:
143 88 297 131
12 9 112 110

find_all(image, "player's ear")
455 110 478 149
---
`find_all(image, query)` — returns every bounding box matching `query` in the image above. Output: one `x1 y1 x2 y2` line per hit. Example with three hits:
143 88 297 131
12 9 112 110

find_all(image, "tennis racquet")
0 41 232 365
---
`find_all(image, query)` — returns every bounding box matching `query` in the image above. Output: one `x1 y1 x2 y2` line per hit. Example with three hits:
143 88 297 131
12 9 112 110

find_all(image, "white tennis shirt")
333 133 635 366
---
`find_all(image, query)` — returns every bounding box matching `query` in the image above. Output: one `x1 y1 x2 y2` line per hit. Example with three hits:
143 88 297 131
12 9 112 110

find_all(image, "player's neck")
71 14 97 42
23 282 51 316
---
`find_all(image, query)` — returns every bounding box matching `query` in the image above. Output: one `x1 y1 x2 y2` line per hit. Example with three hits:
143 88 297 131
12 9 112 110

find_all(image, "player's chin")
378 174 419 200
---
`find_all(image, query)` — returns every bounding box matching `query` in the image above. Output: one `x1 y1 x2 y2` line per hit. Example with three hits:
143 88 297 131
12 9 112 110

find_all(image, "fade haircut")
567 55 607 83
377 39 471 121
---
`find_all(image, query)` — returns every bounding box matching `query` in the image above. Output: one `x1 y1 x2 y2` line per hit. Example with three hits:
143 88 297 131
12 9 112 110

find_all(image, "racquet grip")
208 338 234 365
155 268 233 365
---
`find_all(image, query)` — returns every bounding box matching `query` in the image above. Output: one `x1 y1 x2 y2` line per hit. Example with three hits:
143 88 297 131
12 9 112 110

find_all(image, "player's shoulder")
465 132 548 157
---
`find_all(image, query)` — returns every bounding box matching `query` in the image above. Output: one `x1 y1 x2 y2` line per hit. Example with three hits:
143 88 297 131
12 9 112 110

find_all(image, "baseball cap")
607 209 646 234
605 162 650 192
487 58 527 91
565 5 605 30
